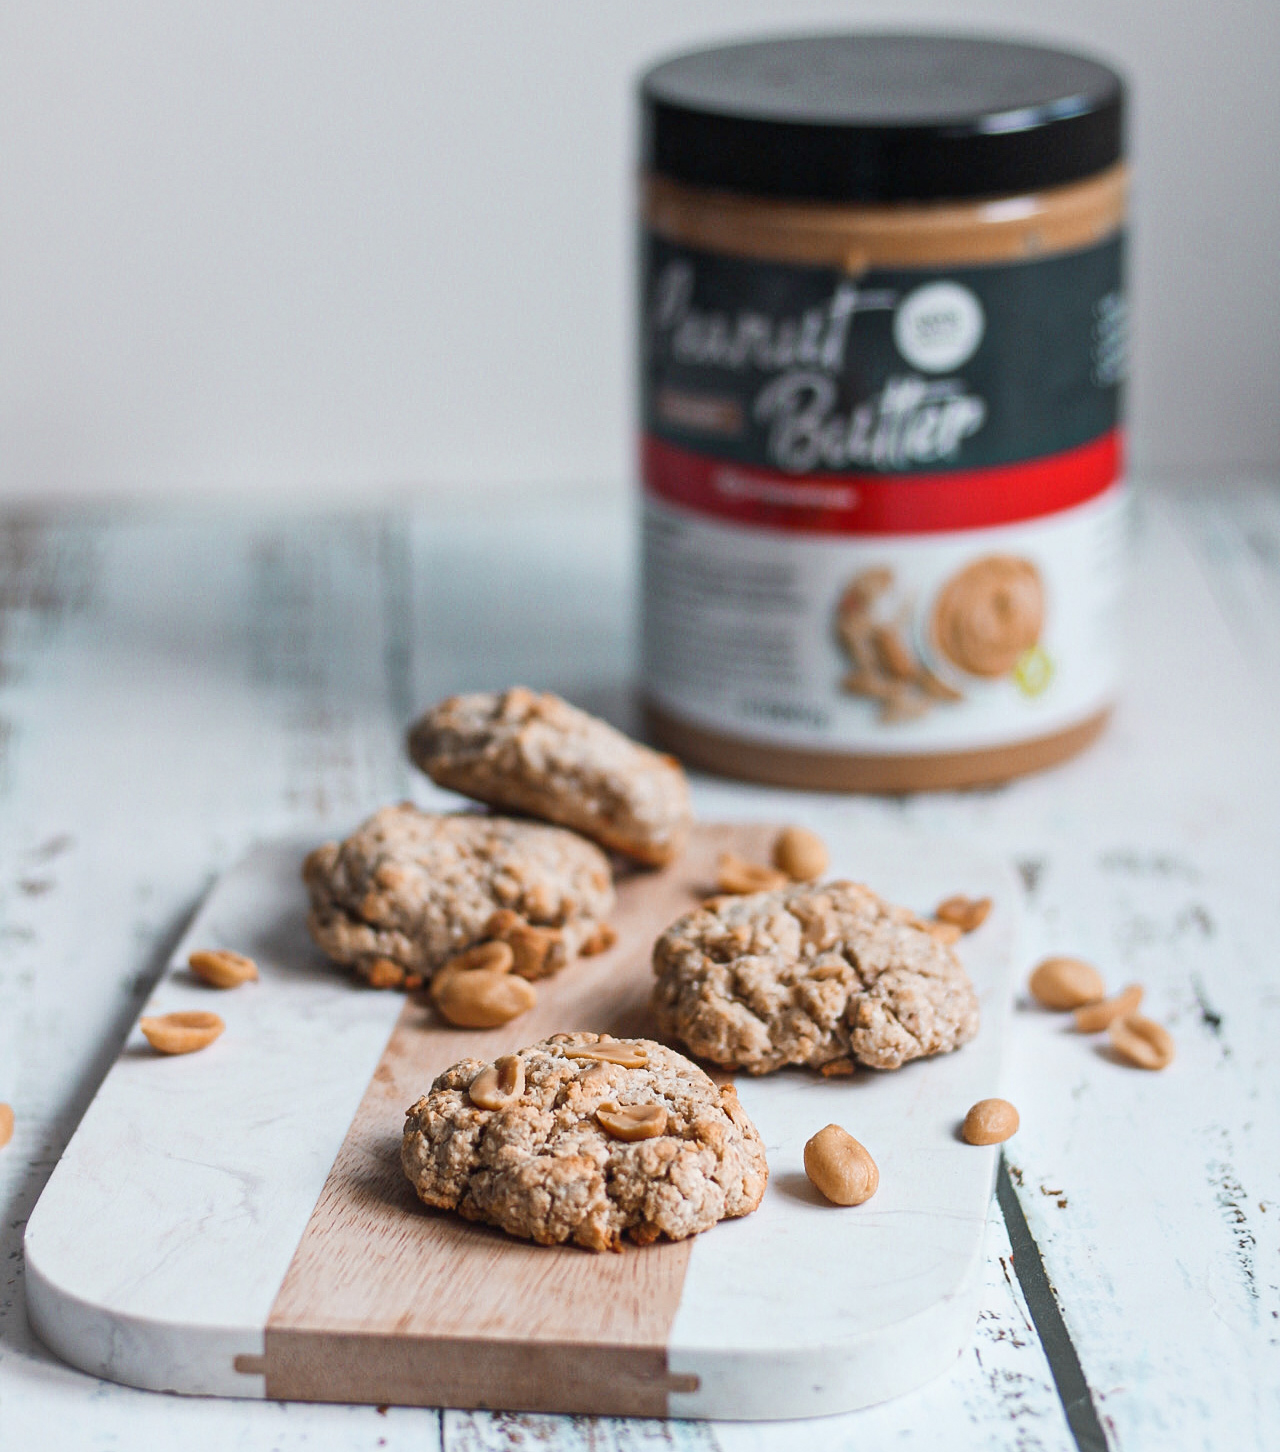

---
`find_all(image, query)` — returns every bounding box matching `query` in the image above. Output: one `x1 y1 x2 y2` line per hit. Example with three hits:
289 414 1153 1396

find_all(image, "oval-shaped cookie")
407 688 692 866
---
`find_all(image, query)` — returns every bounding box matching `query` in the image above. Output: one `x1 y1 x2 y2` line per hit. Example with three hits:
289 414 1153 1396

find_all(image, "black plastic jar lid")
641 33 1124 203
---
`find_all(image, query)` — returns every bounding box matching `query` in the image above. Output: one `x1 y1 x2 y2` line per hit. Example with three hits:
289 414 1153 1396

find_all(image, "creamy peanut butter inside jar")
637 34 1128 791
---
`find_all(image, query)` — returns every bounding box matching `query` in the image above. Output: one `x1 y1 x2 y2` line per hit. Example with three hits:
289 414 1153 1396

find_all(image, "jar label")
640 232 1127 753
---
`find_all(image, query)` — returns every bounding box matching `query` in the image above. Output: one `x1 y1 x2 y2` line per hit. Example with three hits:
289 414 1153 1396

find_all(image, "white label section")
642 486 1129 754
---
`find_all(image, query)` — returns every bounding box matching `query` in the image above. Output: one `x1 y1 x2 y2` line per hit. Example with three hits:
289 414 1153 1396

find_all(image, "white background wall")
2 1 1277 503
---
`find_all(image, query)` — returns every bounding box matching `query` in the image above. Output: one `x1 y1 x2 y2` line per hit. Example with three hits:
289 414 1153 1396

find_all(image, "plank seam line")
997 1156 1110 1452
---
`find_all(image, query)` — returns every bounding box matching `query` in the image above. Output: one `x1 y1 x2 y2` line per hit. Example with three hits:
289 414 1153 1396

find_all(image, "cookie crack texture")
407 687 692 866
652 882 979 1074
302 804 614 988
401 1034 768 1251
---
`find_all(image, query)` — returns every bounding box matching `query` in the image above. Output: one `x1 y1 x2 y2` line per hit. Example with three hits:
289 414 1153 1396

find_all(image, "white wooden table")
1 481 1277 1451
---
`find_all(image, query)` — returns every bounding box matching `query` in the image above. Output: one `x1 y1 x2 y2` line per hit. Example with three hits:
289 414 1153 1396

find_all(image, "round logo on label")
893 282 985 373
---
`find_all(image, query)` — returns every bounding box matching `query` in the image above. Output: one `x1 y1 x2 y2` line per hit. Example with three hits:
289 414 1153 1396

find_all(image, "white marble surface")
1 482 1278 1450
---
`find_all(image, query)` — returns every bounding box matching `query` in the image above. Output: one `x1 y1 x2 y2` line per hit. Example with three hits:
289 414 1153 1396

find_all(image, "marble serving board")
24 822 1020 1421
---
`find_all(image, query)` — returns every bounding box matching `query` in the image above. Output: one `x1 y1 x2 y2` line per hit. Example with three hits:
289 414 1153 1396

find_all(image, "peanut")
439 941 515 978
595 1101 668 1141
188 949 258 989
139 1011 225 1055
842 669 895 701
716 852 789 895
365 957 408 989
1109 1014 1175 1070
581 923 618 956
934 896 993 933
961 1098 1020 1145
804 1124 879 1206
1074 983 1144 1033
772 826 829 882
1028 956 1105 1010
925 920 964 946
468 1055 526 1110
433 970 536 1029
505 925 563 981
871 624 918 681
0 1103 13 1149
564 1040 648 1068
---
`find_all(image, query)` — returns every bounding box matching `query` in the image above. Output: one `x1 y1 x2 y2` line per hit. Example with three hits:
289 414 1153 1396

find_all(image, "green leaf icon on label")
1014 645 1053 697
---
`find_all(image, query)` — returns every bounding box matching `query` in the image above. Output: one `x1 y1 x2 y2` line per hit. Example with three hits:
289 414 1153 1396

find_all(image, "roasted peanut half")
1075 983 1144 1033
804 1124 879 1206
1109 1014 1175 1070
934 896 993 933
1028 956 1106 1010
188 949 259 989
468 1055 526 1110
772 827 829 883
505 925 564 981
596 1101 668 1142
433 970 536 1029
565 1040 649 1068
717 852 789 896
961 1098 1020 1145
0 1103 13 1149
925 920 964 946
139 1011 225 1055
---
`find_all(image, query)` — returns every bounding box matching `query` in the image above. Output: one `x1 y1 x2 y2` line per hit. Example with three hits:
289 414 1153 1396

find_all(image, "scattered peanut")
188 949 258 989
716 852 789 895
433 970 536 1029
1074 983 1144 1033
803 1124 879 1206
934 896 993 933
468 1055 526 1110
1109 1014 1175 1070
925 920 964 946
1028 956 1106 1010
596 1101 668 1141
961 1098 1020 1145
0 1103 13 1149
564 1040 649 1068
772 826 829 882
139 1011 225 1055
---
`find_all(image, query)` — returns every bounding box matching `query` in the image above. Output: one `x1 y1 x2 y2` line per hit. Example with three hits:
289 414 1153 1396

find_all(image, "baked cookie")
303 804 614 989
402 1032 768 1251
652 882 979 1074
407 687 691 866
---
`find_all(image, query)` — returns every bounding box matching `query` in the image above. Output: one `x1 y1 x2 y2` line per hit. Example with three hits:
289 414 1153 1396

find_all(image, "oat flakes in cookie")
401 1032 768 1251
407 687 692 866
652 882 979 1074
303 804 614 990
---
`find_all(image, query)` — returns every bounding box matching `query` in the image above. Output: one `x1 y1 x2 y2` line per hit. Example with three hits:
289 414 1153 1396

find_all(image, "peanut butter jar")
637 34 1128 791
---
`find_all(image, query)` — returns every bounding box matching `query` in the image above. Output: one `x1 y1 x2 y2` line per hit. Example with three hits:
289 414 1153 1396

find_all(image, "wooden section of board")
263 822 767 1415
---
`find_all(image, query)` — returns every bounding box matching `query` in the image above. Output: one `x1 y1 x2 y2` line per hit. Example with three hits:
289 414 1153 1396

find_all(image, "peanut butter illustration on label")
931 556 1044 679
835 554 1048 725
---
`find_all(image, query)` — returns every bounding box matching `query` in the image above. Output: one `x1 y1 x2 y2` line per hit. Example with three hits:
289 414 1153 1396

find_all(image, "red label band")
642 431 1123 535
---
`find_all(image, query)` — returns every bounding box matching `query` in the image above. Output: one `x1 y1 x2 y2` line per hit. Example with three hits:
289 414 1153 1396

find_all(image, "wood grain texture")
265 824 770 1414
